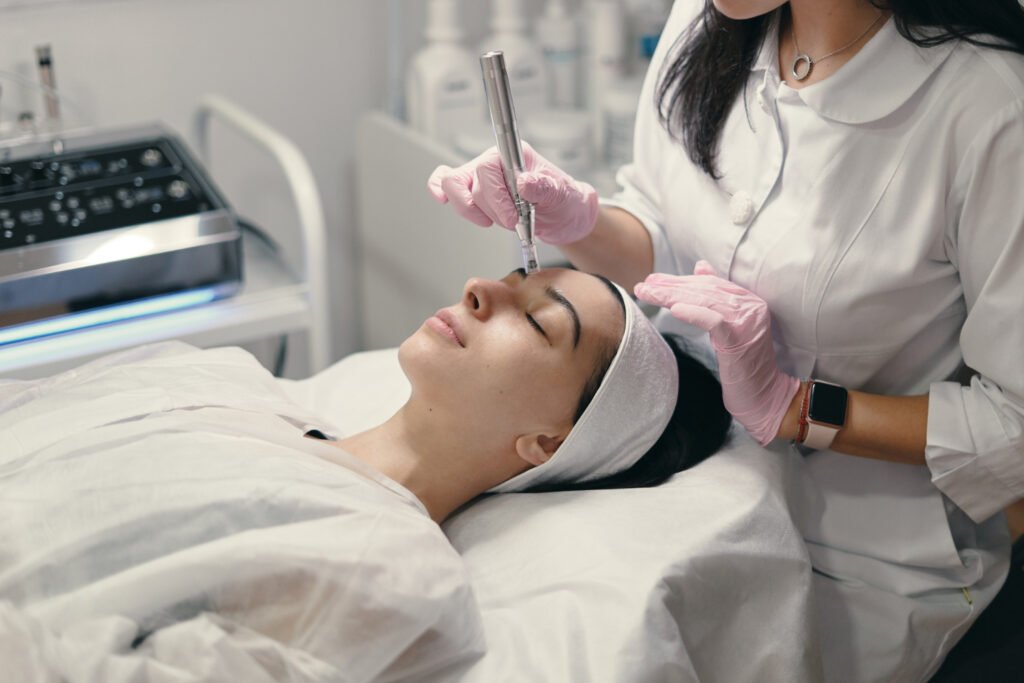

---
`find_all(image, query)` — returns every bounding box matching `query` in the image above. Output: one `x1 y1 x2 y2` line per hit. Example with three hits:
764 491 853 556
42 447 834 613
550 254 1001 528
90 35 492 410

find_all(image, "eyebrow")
513 268 582 349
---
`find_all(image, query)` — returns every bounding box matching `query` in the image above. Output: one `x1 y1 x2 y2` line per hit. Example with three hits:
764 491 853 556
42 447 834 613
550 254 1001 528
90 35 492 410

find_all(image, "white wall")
0 0 390 373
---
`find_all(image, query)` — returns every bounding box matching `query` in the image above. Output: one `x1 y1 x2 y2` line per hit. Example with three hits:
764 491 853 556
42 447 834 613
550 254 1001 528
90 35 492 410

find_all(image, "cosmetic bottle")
479 0 547 120
406 0 483 146
537 0 582 108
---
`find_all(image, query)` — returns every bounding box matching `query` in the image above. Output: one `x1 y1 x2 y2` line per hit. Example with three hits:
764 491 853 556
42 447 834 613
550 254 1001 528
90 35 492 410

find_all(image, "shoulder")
916 37 1024 168
364 495 468 576
945 36 1024 106
955 42 1024 151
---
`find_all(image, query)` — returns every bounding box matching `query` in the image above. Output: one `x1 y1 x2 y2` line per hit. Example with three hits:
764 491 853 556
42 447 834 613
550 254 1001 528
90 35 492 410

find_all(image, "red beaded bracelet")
796 382 811 444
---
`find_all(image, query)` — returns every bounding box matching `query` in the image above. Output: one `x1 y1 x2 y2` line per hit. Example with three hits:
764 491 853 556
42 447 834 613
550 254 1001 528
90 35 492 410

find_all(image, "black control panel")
0 138 217 250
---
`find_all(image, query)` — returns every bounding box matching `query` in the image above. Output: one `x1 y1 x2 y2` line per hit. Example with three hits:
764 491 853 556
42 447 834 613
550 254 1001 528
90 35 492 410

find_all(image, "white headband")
490 283 679 493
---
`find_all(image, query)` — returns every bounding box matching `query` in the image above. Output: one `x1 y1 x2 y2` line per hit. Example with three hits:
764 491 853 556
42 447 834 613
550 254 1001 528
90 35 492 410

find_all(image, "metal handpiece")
480 51 540 273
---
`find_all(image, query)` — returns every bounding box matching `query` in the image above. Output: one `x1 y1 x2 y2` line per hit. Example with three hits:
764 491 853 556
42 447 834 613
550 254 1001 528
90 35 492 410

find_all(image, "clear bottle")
586 0 628 151
406 0 483 146
479 0 547 120
536 0 582 109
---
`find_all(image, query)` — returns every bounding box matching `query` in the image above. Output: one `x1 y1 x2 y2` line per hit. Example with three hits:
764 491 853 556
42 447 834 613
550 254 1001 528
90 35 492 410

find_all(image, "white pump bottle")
479 0 547 120
537 0 582 108
406 0 483 146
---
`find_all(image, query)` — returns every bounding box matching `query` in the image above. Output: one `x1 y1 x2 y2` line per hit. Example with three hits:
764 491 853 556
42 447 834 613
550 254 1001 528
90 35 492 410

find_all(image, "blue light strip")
0 288 219 346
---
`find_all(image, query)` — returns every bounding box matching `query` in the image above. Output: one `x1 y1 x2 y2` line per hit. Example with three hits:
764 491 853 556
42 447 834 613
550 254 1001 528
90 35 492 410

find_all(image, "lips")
429 308 465 347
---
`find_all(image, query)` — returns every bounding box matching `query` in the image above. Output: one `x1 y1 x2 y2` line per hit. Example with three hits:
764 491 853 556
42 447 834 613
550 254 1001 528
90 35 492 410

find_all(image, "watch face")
809 382 848 427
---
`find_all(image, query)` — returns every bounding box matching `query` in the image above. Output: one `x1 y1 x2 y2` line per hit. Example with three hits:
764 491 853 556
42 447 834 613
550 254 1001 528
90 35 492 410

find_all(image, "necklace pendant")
791 53 813 81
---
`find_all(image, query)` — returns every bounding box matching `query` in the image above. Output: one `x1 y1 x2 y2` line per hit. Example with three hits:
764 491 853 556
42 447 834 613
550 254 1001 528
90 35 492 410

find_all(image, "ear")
514 431 567 467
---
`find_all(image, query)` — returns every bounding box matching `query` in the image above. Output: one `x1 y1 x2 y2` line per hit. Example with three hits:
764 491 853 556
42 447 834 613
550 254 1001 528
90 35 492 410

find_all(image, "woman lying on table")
0 266 731 683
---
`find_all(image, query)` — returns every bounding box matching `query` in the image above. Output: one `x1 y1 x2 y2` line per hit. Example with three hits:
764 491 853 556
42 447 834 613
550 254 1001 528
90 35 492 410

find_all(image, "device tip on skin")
522 244 541 274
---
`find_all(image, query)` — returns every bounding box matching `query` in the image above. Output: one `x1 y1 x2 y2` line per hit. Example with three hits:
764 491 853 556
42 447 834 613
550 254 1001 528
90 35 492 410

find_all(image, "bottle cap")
426 0 463 42
492 0 528 33
544 0 570 19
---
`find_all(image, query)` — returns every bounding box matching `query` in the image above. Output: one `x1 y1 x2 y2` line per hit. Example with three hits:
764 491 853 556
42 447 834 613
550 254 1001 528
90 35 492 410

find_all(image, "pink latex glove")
634 260 801 446
427 142 599 245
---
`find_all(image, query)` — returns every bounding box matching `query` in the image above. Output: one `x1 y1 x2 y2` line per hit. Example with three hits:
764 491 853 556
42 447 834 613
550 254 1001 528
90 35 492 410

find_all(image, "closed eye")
526 313 551 344
510 268 556 346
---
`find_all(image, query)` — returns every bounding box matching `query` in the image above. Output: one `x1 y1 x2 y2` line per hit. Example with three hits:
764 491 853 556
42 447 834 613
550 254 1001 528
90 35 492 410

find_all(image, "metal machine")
0 124 242 341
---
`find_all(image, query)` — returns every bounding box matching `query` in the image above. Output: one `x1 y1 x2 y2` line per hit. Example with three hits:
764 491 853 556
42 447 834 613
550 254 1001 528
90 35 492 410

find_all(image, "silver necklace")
790 11 885 81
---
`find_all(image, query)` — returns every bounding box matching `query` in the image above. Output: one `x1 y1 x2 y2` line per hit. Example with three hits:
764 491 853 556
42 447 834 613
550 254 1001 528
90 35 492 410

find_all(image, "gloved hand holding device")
427 142 599 246
634 260 801 446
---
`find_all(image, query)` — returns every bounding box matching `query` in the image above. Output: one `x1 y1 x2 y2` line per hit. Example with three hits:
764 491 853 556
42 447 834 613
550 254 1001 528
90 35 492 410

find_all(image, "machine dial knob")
167 180 189 199
140 148 163 167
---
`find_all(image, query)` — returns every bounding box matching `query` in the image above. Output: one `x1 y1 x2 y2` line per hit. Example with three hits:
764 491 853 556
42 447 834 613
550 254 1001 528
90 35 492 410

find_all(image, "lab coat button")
730 191 754 225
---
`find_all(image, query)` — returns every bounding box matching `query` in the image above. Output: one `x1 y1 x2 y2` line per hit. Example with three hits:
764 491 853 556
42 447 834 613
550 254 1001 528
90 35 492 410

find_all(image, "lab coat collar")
752 13 957 124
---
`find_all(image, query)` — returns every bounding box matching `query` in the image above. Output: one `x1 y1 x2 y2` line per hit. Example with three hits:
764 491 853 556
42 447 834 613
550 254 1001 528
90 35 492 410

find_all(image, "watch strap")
803 420 840 450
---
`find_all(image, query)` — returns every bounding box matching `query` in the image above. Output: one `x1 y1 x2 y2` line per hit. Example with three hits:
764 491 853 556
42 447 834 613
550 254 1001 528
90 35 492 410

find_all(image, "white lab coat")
0 342 484 683
605 2 1019 680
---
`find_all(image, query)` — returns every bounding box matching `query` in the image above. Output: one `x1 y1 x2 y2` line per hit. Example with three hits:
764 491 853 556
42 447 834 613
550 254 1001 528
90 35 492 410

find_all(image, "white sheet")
0 342 484 683
1 343 1006 682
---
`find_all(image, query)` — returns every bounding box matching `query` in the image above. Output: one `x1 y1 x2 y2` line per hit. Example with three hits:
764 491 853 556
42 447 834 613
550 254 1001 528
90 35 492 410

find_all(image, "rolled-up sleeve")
926 100 1024 523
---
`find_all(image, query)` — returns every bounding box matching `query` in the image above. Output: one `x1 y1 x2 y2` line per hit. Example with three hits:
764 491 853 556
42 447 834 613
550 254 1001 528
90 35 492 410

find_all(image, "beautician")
429 0 1024 677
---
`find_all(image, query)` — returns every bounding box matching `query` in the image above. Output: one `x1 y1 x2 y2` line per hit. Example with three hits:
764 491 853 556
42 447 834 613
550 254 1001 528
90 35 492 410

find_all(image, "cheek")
471 336 546 397
471 337 582 422
400 324 585 426
398 328 542 410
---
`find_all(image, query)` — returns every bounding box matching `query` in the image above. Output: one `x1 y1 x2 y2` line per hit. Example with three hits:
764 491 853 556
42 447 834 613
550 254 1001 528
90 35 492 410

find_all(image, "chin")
711 0 783 20
396 331 424 380
397 328 450 400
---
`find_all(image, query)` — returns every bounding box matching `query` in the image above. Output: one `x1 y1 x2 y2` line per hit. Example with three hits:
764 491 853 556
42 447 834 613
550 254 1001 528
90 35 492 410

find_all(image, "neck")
780 0 889 87
335 397 526 523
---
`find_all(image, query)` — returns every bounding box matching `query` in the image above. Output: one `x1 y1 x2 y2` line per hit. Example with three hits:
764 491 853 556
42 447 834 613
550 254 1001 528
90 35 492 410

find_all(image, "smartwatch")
802 380 849 450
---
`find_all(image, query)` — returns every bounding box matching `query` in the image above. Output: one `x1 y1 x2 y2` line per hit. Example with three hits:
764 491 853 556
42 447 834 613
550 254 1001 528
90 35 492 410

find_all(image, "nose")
463 277 515 320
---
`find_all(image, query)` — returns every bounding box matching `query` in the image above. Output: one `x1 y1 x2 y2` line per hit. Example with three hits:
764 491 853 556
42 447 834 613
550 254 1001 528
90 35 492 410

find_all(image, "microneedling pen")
480 50 540 274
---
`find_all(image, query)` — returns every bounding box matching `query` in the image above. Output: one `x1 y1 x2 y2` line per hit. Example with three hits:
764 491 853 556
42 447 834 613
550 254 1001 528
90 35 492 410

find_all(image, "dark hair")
657 0 1024 178
524 333 732 493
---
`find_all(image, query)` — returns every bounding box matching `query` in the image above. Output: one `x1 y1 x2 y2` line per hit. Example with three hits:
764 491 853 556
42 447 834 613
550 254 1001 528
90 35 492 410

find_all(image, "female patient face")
399 268 625 440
